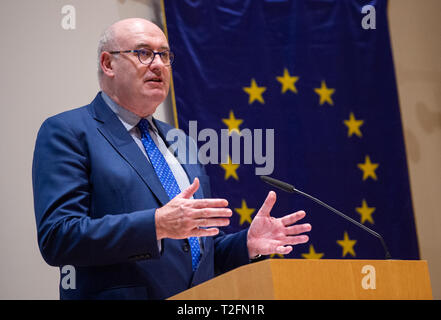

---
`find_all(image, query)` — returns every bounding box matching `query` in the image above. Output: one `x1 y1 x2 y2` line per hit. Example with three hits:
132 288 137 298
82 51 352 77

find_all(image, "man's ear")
100 51 115 77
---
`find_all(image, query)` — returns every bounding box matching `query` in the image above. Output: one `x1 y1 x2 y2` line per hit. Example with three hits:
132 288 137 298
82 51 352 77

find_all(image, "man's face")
110 20 171 115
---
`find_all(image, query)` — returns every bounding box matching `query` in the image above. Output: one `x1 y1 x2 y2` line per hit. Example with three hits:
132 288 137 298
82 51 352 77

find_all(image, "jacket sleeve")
213 228 251 275
32 116 160 267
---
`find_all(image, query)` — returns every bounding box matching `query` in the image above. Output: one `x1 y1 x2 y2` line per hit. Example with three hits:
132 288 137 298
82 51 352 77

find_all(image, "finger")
281 210 306 226
190 208 232 219
284 234 309 245
190 227 220 237
256 191 276 218
196 218 231 228
276 245 293 255
285 223 312 236
189 198 229 209
178 178 199 199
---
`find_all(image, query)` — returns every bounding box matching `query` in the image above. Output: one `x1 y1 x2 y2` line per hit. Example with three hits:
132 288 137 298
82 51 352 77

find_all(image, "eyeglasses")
108 48 174 66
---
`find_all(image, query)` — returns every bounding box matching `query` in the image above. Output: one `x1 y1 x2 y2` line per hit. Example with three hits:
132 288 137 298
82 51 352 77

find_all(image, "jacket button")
182 244 190 252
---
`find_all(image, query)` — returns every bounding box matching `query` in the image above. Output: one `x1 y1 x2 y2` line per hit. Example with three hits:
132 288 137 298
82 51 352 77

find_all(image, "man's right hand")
155 178 232 240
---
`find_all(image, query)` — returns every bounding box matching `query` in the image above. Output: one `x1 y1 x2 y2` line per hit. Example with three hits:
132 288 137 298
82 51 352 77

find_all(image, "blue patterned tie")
137 119 201 271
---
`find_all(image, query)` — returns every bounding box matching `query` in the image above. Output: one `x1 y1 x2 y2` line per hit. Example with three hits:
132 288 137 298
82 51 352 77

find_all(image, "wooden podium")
169 259 432 300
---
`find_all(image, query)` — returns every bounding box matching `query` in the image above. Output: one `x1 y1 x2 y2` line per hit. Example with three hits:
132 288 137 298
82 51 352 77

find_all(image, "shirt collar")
101 91 157 133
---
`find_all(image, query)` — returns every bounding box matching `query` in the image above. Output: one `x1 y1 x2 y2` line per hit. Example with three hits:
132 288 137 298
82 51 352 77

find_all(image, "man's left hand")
247 191 311 258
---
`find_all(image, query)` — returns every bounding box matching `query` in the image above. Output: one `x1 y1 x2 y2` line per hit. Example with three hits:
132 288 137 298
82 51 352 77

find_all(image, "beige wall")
0 0 171 300
0 0 439 299
389 0 441 299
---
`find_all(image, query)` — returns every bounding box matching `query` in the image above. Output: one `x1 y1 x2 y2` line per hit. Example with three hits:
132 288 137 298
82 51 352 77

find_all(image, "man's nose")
149 53 165 69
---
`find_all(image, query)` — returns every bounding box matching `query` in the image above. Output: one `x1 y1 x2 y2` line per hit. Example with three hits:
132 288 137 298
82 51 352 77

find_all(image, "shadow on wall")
404 101 441 164
416 101 441 135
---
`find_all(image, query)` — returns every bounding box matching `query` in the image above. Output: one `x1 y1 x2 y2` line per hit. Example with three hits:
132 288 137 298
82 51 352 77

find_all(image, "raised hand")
247 191 311 258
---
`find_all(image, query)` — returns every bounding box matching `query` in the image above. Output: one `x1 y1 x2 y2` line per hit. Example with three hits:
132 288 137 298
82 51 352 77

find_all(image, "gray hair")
97 25 117 87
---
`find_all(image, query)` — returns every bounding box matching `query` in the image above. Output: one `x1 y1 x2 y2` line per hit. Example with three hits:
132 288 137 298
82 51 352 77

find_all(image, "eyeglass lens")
138 49 173 65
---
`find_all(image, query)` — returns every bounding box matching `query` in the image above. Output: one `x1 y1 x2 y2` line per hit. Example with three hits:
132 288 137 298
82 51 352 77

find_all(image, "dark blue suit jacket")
32 92 250 299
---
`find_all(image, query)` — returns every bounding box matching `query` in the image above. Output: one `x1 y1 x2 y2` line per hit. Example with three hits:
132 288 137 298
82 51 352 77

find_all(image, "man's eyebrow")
135 43 170 50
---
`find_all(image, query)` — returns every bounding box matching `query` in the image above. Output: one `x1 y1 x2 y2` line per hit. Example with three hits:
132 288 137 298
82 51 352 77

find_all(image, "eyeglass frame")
108 48 174 66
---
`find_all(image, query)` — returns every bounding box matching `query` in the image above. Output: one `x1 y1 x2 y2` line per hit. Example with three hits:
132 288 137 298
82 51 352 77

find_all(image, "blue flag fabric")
163 0 419 260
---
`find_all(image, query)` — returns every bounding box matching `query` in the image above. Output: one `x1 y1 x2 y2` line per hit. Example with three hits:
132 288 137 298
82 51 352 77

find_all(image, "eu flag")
162 0 419 260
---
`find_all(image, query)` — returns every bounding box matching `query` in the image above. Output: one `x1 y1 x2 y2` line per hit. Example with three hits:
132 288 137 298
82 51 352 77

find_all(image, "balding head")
97 19 164 84
97 18 171 117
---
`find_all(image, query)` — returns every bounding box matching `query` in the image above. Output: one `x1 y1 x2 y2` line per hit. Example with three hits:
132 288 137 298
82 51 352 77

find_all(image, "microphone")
260 175 392 260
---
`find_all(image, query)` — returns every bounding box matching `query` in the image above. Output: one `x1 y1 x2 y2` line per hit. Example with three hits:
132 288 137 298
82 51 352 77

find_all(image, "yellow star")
220 156 239 180
337 231 357 257
222 110 243 135
356 199 376 224
276 68 299 94
301 244 324 259
343 112 364 138
234 199 256 225
270 253 284 259
243 78 267 104
314 80 335 106
357 155 379 181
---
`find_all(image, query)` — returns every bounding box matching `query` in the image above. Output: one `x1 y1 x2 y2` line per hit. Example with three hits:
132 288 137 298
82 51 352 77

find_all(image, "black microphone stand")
261 175 392 260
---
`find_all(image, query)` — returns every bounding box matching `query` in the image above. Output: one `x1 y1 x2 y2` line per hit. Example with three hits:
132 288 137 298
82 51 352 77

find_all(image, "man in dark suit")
32 18 311 299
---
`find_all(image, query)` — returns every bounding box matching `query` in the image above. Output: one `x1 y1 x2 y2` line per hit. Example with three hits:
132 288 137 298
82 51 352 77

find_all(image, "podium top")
169 259 432 300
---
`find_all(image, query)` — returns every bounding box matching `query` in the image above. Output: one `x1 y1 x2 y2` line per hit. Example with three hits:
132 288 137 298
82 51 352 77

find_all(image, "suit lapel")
90 93 170 206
